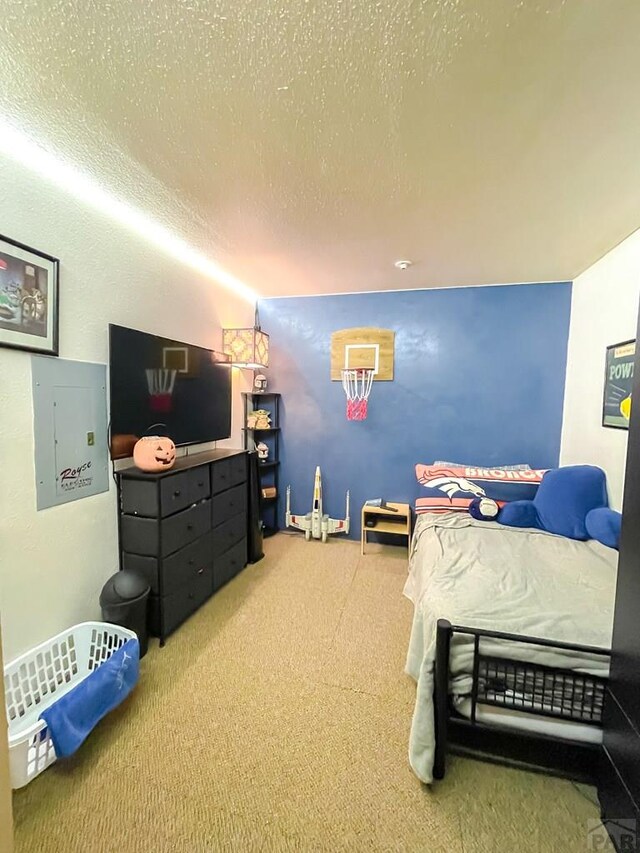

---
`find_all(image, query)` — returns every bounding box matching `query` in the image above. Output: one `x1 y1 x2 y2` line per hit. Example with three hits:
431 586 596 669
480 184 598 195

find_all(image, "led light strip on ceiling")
0 117 257 304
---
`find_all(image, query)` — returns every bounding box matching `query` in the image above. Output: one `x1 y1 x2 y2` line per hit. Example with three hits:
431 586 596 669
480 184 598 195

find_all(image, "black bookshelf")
242 392 281 537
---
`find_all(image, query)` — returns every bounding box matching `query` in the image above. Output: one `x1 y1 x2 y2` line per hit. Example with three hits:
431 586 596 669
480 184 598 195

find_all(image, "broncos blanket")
415 464 546 514
40 638 139 758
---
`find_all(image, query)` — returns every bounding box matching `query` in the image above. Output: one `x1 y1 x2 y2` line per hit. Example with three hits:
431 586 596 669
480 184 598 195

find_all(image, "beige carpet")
13 534 603 852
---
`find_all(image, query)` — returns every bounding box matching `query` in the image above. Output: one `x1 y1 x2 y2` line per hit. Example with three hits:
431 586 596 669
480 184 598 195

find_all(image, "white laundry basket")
4 621 137 788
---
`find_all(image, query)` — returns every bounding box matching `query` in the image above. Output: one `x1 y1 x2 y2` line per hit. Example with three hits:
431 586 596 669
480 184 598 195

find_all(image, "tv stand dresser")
116 449 248 645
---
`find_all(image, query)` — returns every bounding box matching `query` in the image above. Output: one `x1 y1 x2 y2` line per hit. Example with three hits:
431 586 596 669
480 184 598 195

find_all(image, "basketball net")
341 368 374 421
145 368 177 413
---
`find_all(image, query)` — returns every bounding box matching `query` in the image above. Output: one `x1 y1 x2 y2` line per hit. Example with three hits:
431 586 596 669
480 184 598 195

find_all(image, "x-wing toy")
286 466 350 542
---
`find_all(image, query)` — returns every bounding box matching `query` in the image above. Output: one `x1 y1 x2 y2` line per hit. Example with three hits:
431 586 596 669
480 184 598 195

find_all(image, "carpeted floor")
13 534 603 852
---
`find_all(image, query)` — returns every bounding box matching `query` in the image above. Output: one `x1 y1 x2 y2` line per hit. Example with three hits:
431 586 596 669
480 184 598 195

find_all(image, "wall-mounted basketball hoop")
341 368 374 421
332 327 395 421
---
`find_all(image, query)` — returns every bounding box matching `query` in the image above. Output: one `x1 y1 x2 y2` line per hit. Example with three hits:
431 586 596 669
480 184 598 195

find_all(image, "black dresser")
116 449 248 644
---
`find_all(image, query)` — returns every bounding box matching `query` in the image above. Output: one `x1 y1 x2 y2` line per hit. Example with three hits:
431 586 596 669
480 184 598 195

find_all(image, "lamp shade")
222 326 269 369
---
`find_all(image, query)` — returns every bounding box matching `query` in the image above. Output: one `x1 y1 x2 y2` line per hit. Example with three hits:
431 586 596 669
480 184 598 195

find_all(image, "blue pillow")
499 465 609 541
534 466 608 540
498 500 541 530
585 507 622 549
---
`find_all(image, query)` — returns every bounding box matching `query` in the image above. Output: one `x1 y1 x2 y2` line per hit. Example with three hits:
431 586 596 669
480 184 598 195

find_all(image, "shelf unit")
242 392 281 537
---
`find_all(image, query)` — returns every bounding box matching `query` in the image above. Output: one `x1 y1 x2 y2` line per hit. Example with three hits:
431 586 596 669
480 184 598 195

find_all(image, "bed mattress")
454 699 603 744
403 512 618 783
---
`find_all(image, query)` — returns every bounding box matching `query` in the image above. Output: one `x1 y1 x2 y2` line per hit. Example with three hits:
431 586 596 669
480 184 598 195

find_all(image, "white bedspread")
403 512 618 783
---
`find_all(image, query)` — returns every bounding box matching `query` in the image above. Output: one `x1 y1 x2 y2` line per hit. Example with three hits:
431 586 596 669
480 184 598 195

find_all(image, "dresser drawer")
148 565 213 637
120 466 211 518
121 500 211 557
162 501 211 556
123 532 213 595
212 512 246 558
212 483 246 528
160 470 193 515
188 466 211 503
213 539 247 591
162 532 212 595
120 478 162 518
211 455 247 494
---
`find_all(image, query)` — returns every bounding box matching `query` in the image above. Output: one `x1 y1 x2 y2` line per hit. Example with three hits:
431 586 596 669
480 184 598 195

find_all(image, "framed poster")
603 339 635 429
0 234 59 355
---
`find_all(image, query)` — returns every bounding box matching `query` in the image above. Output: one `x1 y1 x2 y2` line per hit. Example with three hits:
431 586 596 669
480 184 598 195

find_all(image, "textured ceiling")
2 0 640 297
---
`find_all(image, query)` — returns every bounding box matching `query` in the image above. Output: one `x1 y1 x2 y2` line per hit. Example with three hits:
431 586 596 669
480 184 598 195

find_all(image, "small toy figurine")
247 409 271 429
256 442 269 461
254 373 268 392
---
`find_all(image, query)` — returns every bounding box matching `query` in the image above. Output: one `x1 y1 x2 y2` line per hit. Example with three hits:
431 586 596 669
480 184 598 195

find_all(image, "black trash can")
100 571 150 658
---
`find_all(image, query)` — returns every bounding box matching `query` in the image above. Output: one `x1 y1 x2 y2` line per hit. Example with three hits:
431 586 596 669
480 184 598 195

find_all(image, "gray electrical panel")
32 356 109 510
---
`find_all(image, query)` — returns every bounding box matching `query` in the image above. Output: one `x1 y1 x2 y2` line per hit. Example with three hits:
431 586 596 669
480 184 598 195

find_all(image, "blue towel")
40 638 140 758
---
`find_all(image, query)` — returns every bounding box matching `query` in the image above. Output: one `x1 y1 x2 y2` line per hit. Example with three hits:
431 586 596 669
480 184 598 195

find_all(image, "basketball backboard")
330 327 394 381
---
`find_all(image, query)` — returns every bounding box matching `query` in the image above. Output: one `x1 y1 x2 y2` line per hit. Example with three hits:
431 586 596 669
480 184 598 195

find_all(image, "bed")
404 512 618 784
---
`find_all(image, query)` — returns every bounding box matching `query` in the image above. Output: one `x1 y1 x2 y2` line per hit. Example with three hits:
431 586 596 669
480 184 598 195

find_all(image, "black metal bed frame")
433 619 610 783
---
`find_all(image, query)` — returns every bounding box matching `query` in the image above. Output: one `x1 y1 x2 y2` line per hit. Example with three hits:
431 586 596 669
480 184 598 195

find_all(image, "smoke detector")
394 260 413 271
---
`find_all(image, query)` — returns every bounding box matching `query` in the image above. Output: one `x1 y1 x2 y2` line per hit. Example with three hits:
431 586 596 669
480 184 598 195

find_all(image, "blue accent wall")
259 283 572 540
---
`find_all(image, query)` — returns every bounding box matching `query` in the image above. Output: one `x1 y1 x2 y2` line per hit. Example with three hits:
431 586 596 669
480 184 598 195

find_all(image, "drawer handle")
197 481 204 487
197 568 204 575
187 523 194 531
173 489 181 498
188 559 195 566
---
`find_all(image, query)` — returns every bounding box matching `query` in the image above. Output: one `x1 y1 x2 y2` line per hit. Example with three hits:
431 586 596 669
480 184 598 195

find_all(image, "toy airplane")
286 466 350 542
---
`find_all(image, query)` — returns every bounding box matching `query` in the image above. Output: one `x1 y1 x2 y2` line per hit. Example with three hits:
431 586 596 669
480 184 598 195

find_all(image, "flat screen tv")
109 324 231 456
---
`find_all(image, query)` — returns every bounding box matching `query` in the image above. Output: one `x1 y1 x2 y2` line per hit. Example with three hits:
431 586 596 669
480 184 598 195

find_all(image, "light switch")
87 431 95 446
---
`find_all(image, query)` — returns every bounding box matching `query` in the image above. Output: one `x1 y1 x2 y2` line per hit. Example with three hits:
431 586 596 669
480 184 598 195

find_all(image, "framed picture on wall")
603 339 635 429
0 234 59 355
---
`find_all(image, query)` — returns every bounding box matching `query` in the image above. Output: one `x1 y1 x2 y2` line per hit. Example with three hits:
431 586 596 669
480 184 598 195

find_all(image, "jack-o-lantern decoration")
133 435 176 472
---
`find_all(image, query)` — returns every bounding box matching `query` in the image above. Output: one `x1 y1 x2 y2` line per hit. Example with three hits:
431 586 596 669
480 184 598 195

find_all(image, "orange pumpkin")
133 435 176 472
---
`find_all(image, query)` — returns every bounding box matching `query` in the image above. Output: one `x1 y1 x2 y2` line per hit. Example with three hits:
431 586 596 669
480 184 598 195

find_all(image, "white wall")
0 624 13 852
560 228 640 510
0 154 253 661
